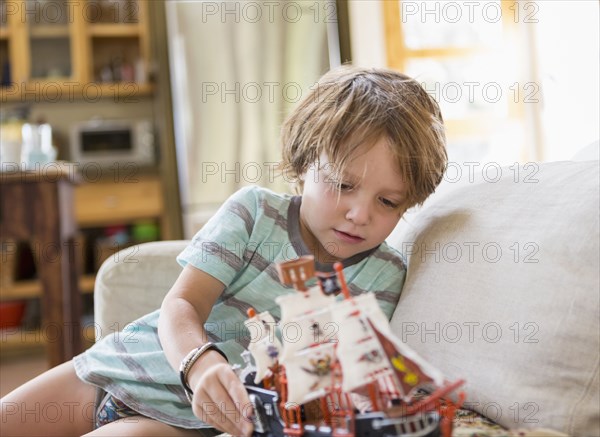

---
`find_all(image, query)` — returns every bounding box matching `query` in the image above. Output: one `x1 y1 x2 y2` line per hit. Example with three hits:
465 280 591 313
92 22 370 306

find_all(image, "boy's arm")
158 264 253 437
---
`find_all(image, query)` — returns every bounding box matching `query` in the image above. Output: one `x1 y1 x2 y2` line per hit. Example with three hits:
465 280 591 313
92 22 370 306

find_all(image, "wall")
2 97 155 161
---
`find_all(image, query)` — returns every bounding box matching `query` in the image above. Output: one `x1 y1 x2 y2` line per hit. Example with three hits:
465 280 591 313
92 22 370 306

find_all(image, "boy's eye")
328 177 354 191
380 197 399 209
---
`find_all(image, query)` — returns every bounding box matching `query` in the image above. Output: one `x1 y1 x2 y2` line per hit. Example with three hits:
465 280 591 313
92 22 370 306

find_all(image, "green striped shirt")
74 186 406 429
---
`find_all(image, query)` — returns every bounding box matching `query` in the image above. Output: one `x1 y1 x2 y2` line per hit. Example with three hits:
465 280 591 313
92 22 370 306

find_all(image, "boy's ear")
293 173 305 194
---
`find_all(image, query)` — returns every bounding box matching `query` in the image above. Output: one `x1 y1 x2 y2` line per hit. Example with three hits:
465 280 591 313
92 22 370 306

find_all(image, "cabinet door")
26 0 73 80
74 174 163 227
0 0 151 99
86 0 150 87
1 0 87 85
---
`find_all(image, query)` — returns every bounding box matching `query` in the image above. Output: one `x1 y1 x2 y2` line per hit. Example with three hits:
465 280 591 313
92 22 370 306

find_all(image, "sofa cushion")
94 240 188 340
388 160 599 436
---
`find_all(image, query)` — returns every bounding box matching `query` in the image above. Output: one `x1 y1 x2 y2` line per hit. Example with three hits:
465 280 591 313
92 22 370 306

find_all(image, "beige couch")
94 158 599 436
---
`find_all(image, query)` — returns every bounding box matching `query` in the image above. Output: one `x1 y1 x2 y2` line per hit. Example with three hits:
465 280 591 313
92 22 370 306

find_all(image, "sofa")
93 154 599 437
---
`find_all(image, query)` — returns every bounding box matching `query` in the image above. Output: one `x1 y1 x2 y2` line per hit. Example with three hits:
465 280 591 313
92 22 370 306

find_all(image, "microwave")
70 119 155 168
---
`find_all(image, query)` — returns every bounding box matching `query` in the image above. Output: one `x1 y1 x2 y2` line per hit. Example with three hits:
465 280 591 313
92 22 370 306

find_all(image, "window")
383 0 599 164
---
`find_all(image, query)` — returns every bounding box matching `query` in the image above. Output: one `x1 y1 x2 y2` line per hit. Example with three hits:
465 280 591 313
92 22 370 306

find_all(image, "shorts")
94 388 141 429
93 388 220 435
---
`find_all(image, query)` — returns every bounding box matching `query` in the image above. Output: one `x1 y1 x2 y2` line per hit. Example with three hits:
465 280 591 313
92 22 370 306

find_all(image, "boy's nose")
345 202 371 225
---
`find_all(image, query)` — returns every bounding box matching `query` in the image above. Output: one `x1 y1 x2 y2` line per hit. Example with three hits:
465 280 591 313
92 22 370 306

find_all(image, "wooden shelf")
96 81 153 97
0 275 96 301
0 81 153 102
29 25 70 39
89 23 141 37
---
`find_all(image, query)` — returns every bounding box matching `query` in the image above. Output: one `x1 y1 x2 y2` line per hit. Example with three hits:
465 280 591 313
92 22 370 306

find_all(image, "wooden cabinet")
1 171 164 296
0 0 152 101
0 168 82 365
0 1 176 360
1 169 165 358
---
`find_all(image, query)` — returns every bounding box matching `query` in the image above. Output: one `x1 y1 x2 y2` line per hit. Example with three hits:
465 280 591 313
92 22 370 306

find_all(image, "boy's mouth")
333 229 365 244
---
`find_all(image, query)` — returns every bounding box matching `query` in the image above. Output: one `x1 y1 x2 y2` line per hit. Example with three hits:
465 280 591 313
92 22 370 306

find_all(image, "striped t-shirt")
74 185 406 429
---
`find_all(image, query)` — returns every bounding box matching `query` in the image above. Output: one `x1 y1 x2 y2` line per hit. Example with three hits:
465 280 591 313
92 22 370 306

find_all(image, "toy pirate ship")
239 256 465 437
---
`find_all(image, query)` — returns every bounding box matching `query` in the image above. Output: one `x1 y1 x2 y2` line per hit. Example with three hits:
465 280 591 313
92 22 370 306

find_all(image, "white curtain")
167 1 331 236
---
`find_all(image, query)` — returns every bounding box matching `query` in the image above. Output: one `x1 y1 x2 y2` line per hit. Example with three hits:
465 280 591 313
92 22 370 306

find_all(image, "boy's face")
299 137 407 263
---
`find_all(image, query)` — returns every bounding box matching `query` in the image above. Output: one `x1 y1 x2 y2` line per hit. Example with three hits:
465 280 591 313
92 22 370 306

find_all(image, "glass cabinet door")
0 0 152 100
26 0 73 80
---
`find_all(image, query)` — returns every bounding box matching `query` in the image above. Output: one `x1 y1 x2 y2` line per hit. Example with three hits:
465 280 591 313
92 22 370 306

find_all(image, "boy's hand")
189 355 254 437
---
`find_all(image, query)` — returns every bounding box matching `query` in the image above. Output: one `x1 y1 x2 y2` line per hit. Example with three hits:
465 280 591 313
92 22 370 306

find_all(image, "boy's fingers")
227 378 254 434
197 373 252 436
195 390 244 436
218 372 254 436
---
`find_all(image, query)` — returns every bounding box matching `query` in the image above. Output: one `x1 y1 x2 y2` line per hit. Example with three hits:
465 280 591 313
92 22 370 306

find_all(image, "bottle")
120 61 135 82
0 118 23 169
134 57 147 84
21 123 56 169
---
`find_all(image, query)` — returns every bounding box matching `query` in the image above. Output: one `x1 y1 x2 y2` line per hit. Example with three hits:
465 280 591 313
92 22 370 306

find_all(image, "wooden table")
0 164 82 367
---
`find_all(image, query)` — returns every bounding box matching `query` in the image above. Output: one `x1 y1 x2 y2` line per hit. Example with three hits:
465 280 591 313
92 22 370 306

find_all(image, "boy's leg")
82 416 219 436
0 360 96 436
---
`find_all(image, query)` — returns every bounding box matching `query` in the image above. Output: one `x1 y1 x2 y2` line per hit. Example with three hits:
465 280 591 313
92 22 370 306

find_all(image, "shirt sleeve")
177 186 260 287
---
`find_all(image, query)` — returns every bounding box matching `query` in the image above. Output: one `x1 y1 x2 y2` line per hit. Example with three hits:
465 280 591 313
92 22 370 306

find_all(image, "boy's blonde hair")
280 65 447 208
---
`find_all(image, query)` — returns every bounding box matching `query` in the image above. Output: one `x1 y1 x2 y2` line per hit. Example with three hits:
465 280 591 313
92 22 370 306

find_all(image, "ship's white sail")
369 319 445 396
332 293 445 397
276 285 336 362
284 342 337 407
244 311 282 383
333 299 394 393
276 285 335 323
247 289 445 403
334 293 393 336
279 306 335 362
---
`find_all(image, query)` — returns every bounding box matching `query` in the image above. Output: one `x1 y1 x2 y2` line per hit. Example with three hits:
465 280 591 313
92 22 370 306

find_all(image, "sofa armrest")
93 240 188 340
